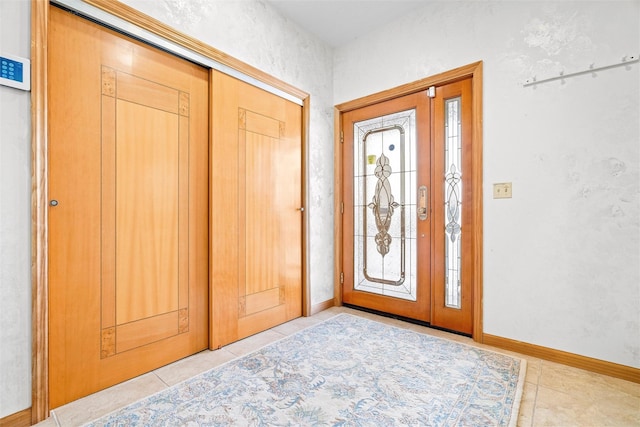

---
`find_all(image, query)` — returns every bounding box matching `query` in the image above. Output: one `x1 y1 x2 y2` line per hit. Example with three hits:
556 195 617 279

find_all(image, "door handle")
418 185 428 220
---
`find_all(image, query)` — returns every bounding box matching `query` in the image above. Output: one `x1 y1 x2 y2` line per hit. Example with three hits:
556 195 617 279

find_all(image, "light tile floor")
36 307 640 427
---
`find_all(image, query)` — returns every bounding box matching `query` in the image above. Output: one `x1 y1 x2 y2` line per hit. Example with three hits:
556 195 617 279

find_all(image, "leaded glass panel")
353 109 417 301
444 98 462 309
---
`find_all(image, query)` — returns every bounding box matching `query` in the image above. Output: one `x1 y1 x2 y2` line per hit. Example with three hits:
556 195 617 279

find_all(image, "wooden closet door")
48 6 209 408
210 70 303 348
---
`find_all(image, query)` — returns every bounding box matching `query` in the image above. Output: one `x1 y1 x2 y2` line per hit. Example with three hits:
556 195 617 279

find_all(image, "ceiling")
265 0 429 47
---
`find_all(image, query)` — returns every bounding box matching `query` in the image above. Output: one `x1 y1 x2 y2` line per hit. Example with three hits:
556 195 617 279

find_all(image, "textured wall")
117 0 333 304
334 0 639 367
118 0 336 306
2 0 638 418
0 0 32 418
0 0 336 417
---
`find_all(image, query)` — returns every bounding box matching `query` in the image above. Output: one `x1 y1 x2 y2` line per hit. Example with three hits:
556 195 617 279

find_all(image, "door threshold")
342 303 471 338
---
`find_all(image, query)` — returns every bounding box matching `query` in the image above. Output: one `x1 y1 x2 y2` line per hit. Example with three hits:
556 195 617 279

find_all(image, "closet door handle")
418 185 428 220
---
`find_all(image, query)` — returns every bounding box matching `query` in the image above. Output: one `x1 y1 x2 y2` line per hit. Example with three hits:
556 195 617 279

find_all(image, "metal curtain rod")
523 55 639 87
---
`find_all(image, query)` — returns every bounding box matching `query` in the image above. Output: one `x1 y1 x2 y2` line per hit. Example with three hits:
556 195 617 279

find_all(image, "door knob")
50 200 59 207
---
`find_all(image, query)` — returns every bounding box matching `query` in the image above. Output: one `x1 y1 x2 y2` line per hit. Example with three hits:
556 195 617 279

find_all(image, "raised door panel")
211 70 302 348
48 6 209 407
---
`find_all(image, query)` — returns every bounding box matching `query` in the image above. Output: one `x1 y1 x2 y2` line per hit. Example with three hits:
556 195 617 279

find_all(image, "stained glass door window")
444 98 462 309
353 109 417 301
343 77 475 334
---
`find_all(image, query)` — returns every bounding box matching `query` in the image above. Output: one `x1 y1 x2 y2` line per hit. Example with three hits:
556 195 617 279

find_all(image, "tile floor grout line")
224 329 290 357
529 359 543 427
50 410 62 427
153 370 171 388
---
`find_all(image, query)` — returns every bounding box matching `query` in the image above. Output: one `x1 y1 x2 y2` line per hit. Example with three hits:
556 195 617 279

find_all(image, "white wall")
0 0 32 418
1 0 638 419
119 0 336 307
334 0 640 368
0 0 336 417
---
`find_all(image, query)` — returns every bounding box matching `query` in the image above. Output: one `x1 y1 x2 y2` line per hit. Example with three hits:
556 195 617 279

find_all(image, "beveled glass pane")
444 98 462 309
353 109 417 302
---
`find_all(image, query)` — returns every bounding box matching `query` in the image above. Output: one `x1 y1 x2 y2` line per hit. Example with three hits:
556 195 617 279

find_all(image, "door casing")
31 0 310 422
333 62 484 340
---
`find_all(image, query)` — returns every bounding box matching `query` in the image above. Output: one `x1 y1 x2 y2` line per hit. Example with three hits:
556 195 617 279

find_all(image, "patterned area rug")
86 314 525 426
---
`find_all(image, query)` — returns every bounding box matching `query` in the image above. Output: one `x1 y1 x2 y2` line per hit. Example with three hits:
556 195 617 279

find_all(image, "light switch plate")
493 182 512 199
0 53 30 91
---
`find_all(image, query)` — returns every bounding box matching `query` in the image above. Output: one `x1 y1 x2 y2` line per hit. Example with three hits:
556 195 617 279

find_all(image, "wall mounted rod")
523 55 638 87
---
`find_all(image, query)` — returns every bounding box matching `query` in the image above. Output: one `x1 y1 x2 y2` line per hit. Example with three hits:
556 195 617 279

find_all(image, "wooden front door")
48 6 209 408
210 70 303 349
342 92 432 322
342 79 474 334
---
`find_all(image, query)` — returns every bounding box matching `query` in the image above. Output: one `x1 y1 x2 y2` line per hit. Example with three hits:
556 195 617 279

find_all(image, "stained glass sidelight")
353 109 417 301
444 98 462 309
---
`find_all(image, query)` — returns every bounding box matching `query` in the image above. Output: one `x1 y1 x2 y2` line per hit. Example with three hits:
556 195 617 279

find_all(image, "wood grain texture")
49 6 105 408
210 70 302 349
33 0 310 419
246 110 280 138
333 108 343 308
47 7 209 408
117 72 180 114
178 114 190 312
430 79 473 334
336 62 482 112
101 94 117 330
83 0 308 101
310 298 335 316
0 408 31 427
245 288 282 315
470 63 484 343
31 0 49 422
101 66 115 96
114 101 180 324
210 71 241 349
101 327 116 358
178 308 189 333
301 96 311 317
245 131 278 296
116 311 180 353
341 93 431 322
483 334 640 384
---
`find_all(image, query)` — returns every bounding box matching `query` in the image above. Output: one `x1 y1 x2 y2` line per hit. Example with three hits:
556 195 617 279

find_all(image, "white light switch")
493 182 512 199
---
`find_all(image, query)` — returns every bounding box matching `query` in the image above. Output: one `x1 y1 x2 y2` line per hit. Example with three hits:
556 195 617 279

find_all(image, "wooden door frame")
31 0 310 422
333 61 483 341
